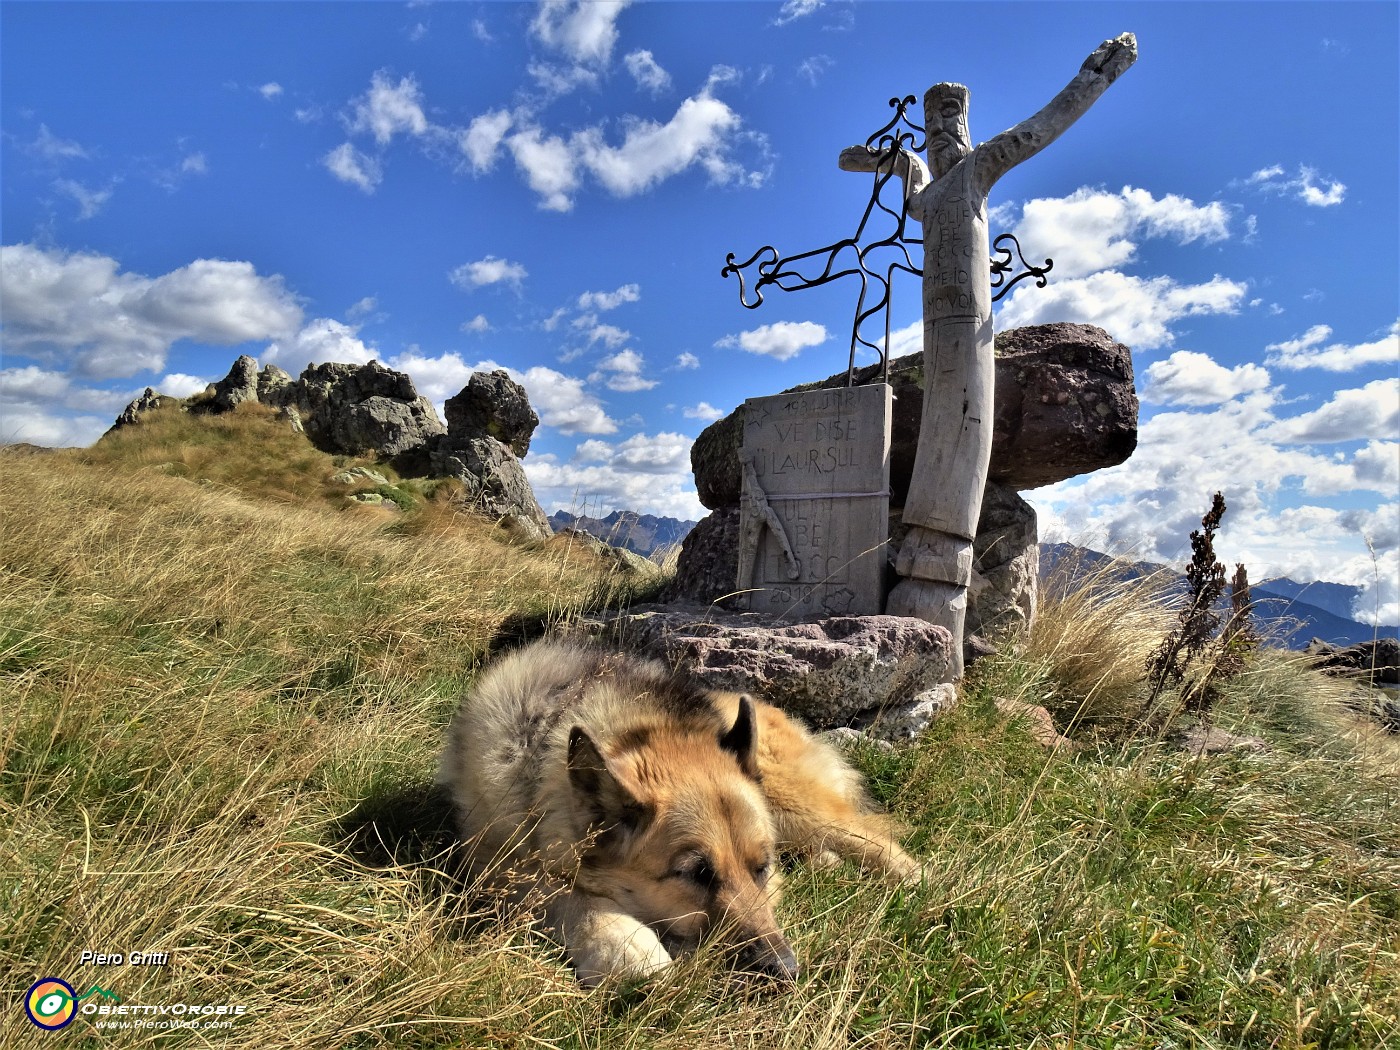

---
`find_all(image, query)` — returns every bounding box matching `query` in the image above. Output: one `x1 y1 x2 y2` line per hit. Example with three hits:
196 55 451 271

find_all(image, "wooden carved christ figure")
838 33 1137 677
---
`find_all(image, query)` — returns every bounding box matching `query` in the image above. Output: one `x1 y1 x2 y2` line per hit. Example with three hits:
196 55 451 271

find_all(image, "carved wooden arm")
974 32 1138 195
838 144 932 202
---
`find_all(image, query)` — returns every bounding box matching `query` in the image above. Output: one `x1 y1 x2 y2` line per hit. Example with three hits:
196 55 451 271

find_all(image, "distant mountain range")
1043 542 1398 649
549 510 697 556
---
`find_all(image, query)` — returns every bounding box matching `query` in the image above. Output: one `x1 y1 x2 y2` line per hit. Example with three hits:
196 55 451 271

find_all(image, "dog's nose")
739 933 799 983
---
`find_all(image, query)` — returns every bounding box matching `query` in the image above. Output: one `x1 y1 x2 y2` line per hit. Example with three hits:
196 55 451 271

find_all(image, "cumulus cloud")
1265 378 1400 444
259 82 283 100
999 186 1232 281
774 0 825 25
675 352 700 370
264 318 376 369
525 431 703 520
0 364 211 447
1027 386 1398 616
449 255 528 290
578 283 640 311
530 0 631 67
584 323 631 349
1264 320 1399 371
1 243 302 378
591 348 657 392
499 78 768 211
347 70 429 145
684 401 725 421
995 271 1248 351
624 50 671 95
323 143 382 193
715 320 828 361
461 314 492 333
1142 350 1272 406
461 109 514 172
1245 163 1346 207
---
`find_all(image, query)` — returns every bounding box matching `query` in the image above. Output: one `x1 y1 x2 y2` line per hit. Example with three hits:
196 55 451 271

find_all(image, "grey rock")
855 683 959 741
331 467 390 486
661 506 741 606
295 361 446 463
1170 725 1269 756
350 492 397 509
257 364 296 409
109 387 181 432
430 436 551 540
691 322 1138 508
1306 637 1400 687
583 605 955 728
208 355 260 412
444 370 539 457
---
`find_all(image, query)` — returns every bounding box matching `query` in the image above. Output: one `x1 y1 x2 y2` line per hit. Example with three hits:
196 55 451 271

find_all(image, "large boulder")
294 361 446 463
206 355 260 413
691 322 1138 508
109 387 181 432
444 369 538 457
581 605 955 734
430 435 551 540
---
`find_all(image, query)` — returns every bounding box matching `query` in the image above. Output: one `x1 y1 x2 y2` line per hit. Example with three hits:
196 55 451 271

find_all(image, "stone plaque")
737 383 892 618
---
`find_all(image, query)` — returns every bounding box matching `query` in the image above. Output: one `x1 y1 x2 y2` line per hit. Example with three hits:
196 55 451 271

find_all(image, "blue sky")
2 1 1397 621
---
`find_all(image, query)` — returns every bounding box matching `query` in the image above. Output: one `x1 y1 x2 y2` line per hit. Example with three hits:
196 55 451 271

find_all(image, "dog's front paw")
571 914 673 988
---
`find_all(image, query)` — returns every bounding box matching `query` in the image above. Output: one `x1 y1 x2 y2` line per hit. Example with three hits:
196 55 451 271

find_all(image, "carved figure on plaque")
736 384 892 620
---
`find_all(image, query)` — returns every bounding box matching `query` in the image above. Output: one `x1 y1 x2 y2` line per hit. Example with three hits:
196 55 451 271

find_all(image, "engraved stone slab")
737 383 891 619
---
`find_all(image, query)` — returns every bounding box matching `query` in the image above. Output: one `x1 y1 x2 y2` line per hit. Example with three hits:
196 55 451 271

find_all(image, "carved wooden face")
924 84 971 177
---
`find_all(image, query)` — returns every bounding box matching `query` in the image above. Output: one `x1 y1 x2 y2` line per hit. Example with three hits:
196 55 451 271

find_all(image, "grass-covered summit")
2 408 1397 1049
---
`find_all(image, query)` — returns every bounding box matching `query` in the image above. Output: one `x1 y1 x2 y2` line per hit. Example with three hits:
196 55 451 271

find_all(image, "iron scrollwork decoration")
722 95 1054 385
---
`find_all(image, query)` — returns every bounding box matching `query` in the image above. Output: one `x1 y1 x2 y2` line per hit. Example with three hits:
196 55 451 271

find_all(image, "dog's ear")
718 694 761 780
568 726 647 845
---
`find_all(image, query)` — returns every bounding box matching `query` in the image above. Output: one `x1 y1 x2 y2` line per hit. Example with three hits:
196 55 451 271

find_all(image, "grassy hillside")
2 412 1397 1049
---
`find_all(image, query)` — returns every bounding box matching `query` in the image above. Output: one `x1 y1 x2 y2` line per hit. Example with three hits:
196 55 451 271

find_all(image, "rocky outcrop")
1306 637 1400 687
294 361 446 465
577 605 955 738
444 370 538 457
207 355 261 412
691 322 1138 508
430 434 551 540
109 387 181 431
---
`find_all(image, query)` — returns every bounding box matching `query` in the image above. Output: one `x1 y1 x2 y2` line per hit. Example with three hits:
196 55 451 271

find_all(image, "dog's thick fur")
438 638 922 985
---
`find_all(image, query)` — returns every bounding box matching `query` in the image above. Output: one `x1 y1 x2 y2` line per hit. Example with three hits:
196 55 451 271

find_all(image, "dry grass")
2 421 1398 1049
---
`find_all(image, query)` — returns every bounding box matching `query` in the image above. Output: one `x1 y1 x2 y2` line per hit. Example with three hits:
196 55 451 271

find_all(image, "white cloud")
461 109 513 172
1001 186 1233 281
472 18 493 43
995 271 1248 351
181 153 207 175
347 71 429 145
797 55 834 86
259 82 283 100
499 80 767 211
0 365 212 448
345 296 378 320
28 124 88 161
264 318 376 369
715 320 828 361
52 179 112 220
675 352 700 370
461 314 492 333
1142 350 1272 406
323 143 382 193
530 0 631 67
585 323 631 349
1244 163 1346 207
684 401 725 421
591 348 657 392
578 283 640 311
0 243 302 379
1265 379 1400 444
1265 320 1399 371
449 256 528 290
774 0 825 25
505 124 579 212
624 49 672 95
525 431 703 520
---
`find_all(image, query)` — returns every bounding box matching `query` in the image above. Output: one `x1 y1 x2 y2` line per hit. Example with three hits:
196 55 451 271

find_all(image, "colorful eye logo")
26 978 78 1030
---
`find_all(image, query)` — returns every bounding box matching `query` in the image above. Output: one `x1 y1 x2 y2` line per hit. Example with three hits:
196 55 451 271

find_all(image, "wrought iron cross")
722 95 1053 386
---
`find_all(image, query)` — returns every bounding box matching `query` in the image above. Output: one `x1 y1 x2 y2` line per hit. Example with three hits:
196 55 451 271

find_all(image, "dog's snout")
738 932 799 983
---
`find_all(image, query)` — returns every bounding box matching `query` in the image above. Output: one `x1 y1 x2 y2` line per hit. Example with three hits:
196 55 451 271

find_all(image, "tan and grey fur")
439 638 922 986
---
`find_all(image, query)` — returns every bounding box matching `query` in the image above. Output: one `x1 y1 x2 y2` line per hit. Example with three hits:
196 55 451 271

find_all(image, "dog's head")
567 694 798 982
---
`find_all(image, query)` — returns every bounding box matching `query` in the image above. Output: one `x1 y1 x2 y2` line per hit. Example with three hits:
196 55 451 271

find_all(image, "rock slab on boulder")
580 605 955 736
